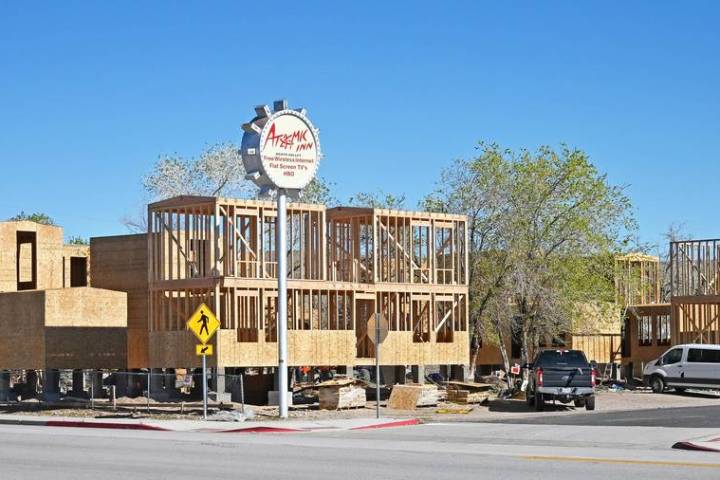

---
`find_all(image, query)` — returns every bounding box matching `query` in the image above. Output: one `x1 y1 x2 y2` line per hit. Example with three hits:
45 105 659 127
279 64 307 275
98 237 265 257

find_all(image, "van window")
687 348 720 363
662 348 683 365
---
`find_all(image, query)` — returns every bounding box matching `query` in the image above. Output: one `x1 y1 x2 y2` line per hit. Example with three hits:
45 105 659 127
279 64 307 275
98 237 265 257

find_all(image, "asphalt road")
487 405 720 427
1 421 720 479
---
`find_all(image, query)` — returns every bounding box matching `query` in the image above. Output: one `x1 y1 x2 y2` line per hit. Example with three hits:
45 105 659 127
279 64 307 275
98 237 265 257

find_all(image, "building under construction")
622 239 720 377
0 196 470 400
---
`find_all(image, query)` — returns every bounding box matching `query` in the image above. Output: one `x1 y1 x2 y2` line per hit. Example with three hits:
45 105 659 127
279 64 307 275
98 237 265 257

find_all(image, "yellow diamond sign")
186 303 220 344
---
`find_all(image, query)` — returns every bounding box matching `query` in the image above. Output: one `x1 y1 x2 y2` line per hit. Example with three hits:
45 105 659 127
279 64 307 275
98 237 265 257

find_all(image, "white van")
643 344 720 393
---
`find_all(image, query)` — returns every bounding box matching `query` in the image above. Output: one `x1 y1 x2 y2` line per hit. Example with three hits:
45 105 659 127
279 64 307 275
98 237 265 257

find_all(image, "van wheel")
535 392 544 411
585 396 596 411
573 398 585 408
650 375 665 393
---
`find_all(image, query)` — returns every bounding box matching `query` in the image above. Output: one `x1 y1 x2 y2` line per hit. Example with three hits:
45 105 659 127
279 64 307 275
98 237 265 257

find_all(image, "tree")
299 176 338 206
424 143 635 382
124 142 336 232
9 211 55 225
67 236 89 245
349 190 406 209
143 143 254 200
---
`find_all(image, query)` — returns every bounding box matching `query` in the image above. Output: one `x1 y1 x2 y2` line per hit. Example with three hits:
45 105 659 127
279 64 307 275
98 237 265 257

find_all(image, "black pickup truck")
525 349 598 411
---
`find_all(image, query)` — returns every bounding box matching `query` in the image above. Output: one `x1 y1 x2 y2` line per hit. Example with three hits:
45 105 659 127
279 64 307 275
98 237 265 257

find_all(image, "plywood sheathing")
387 384 439 409
0 287 127 369
90 234 149 368
0 221 65 292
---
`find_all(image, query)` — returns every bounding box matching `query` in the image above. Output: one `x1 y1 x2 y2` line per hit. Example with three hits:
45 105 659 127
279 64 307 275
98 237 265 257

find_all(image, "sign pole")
241 100 322 420
375 312 381 419
277 188 289 419
202 352 208 420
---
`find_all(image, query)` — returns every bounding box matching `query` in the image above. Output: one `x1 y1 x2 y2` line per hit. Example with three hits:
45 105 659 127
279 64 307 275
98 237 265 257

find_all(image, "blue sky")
1 2 718 251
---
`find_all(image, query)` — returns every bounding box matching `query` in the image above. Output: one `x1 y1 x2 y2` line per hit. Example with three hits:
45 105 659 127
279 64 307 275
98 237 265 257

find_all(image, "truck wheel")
650 375 665 393
585 396 596 411
535 392 544 411
573 398 585 408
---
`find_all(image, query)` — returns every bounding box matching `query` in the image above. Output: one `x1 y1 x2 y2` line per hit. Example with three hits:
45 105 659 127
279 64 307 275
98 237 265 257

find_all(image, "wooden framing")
619 239 720 377
615 253 661 307
621 303 672 377
670 239 720 297
672 296 720 345
146 196 470 368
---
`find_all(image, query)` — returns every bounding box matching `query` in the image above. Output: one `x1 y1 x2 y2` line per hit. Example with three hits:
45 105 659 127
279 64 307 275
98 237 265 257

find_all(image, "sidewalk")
0 413 420 433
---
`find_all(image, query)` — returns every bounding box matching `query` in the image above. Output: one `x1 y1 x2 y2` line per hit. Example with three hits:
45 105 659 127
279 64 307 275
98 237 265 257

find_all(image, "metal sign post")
277 188 289 419
375 316 381 419
202 352 208 420
241 99 322 420
368 312 388 420
186 302 219 421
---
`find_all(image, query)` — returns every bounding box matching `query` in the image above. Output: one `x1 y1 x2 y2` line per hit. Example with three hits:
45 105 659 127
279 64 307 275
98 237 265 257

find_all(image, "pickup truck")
525 349 598 411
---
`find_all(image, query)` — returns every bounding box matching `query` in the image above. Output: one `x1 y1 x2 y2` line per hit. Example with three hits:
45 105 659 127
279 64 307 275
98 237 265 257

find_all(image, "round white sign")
258 111 320 190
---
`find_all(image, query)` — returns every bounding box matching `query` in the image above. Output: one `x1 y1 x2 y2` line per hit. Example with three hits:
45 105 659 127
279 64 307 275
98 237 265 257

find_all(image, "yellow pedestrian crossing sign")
186 303 220 344
196 344 213 356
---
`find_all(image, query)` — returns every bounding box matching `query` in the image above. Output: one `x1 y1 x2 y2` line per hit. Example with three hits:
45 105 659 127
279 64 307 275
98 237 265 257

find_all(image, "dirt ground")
2 387 718 423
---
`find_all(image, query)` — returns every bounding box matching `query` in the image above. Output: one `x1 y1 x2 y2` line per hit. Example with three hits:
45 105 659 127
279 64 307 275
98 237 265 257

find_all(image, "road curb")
673 436 720 452
350 418 422 430
45 420 170 431
0 416 421 434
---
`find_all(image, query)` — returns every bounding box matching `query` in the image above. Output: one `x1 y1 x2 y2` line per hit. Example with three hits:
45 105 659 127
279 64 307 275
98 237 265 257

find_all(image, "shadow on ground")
487 398 575 413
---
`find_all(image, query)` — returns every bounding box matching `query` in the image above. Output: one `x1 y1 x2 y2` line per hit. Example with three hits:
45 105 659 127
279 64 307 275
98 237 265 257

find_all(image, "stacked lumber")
387 384 439 410
445 381 492 405
318 378 367 410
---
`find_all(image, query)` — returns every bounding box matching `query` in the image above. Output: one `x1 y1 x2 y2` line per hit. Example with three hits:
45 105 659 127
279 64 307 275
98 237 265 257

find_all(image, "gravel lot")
2 387 718 423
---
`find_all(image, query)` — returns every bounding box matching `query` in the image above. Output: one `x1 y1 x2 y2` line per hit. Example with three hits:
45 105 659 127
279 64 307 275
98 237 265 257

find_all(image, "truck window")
536 350 588 367
663 348 683 365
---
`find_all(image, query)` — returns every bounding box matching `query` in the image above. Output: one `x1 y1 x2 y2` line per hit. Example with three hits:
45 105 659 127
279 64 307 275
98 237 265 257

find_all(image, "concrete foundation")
113 372 129 398
0 371 10 402
149 368 168 400
210 368 231 402
450 364 470 382
411 365 426 384
90 370 104 398
70 369 86 398
164 369 179 399
24 370 38 399
379 365 408 385
43 369 60 402
268 390 293 407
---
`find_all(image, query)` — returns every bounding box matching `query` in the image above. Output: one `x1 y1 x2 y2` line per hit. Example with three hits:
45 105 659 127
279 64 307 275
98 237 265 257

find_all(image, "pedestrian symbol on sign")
198 310 210 336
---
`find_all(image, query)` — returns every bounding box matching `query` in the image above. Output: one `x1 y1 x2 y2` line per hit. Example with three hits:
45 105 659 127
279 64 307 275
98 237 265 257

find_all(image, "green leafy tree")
425 143 635 381
349 190 406 209
67 236 89 245
299 176 338 206
9 211 55 225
